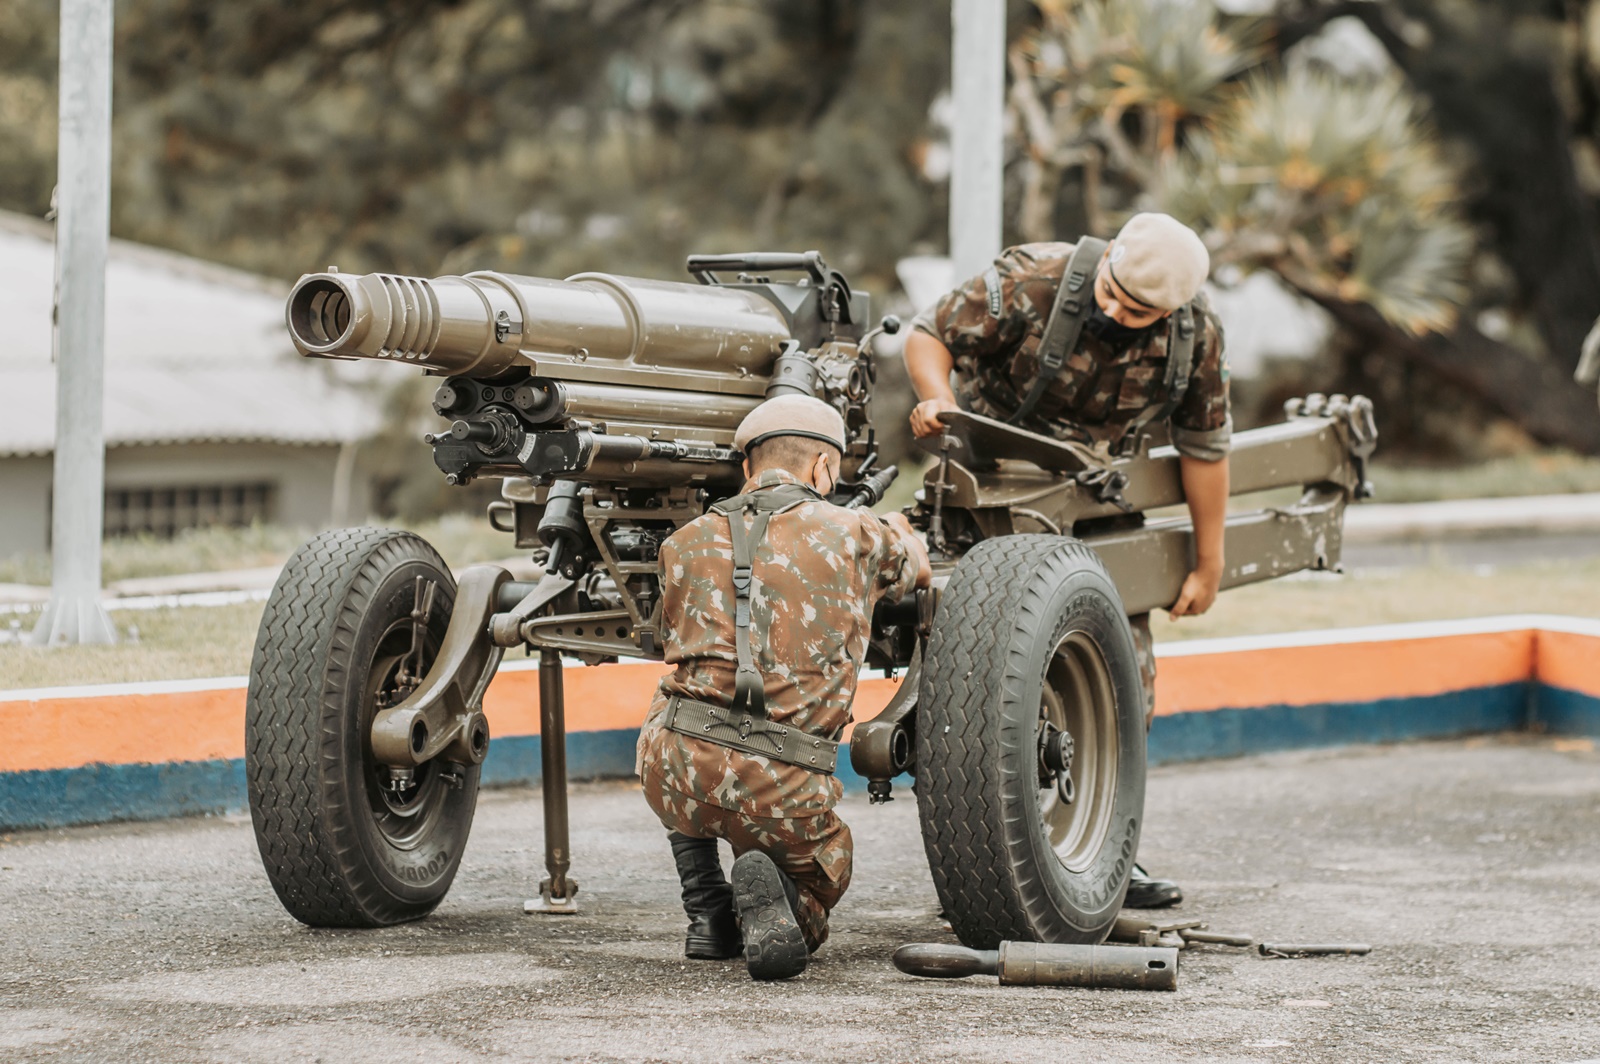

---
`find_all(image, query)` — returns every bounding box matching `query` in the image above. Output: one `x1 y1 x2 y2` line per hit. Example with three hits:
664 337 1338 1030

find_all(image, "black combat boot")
668 832 741 960
730 850 808 981
1124 862 1183 908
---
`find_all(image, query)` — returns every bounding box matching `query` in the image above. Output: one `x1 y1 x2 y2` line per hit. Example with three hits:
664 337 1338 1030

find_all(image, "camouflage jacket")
637 468 920 818
912 241 1232 461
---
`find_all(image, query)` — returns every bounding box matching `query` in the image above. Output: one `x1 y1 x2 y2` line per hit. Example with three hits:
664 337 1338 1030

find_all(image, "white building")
0 211 381 556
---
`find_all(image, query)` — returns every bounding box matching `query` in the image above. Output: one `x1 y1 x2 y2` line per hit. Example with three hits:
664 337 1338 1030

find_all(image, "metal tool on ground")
1111 913 1255 950
1183 929 1255 948
1110 914 1201 942
1259 942 1372 957
892 941 1178 991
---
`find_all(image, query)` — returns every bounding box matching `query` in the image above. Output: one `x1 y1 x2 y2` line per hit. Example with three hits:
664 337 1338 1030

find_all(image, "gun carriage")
247 252 1375 946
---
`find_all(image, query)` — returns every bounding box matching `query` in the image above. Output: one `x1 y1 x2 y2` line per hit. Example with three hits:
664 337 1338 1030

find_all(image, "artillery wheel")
246 527 479 927
917 534 1146 948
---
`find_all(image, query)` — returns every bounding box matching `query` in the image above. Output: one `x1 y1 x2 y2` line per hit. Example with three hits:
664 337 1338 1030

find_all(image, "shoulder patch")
983 265 1002 318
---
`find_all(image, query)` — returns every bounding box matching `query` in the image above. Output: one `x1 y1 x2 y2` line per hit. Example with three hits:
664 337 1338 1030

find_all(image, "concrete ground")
2 737 1597 1064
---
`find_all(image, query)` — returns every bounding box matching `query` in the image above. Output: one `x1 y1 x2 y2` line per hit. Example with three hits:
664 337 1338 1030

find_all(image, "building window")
103 483 276 538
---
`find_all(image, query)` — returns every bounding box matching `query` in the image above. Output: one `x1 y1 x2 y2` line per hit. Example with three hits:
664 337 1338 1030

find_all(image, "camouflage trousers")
1075 515 1157 729
1130 611 1156 730
640 764 852 952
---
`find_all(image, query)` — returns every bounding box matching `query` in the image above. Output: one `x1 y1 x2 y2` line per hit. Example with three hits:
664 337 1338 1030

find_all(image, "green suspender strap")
725 498 777 717
1117 301 1197 454
712 482 813 717
1006 236 1108 427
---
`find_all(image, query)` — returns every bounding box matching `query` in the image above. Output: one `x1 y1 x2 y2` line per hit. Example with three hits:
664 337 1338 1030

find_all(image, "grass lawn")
1148 556 1600 643
3 558 1595 691
2 601 267 691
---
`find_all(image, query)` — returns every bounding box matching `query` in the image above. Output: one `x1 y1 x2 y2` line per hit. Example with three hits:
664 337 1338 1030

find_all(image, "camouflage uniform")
912 241 1233 719
637 468 920 949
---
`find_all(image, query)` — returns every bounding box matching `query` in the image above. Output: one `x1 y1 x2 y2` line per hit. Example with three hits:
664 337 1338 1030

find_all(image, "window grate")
103 483 276 538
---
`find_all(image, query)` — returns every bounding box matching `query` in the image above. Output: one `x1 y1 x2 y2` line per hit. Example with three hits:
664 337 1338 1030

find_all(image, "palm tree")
1011 0 1470 339
1159 66 1472 337
1010 0 1262 239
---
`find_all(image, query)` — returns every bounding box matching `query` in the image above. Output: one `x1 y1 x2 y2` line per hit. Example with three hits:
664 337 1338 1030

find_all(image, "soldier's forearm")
904 331 958 404
1179 454 1229 572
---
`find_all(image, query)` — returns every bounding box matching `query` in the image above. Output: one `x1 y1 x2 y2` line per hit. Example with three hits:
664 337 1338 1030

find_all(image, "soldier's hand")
910 398 959 438
883 512 933 588
1168 566 1221 619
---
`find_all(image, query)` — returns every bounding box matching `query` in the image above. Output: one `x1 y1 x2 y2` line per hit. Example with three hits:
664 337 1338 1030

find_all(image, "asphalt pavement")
2 737 1598 1063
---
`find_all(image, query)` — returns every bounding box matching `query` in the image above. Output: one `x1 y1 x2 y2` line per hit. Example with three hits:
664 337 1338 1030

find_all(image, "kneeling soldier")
637 394 931 980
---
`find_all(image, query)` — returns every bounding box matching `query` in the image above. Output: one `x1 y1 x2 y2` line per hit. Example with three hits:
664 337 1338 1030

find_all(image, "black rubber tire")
917 534 1147 948
246 527 479 927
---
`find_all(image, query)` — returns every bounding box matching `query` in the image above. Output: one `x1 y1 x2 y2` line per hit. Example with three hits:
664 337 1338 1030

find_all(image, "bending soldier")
636 394 932 980
904 212 1230 909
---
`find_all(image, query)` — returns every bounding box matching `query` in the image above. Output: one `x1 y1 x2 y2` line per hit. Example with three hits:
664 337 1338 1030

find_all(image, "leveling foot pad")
731 851 808 981
523 881 580 915
892 942 1179 991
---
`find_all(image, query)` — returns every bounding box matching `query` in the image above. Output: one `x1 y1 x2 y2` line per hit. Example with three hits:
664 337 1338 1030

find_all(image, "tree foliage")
0 0 948 291
1163 67 1471 336
1264 0 1600 453
1009 0 1262 240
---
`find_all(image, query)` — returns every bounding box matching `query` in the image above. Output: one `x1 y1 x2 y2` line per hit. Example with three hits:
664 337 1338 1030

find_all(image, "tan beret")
1107 213 1210 311
734 394 846 453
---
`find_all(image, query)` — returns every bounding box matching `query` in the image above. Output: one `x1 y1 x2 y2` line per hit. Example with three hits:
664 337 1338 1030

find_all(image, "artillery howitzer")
247 251 1376 946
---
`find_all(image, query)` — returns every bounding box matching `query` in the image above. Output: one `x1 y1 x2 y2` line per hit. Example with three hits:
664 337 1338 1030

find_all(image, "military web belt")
662 695 840 774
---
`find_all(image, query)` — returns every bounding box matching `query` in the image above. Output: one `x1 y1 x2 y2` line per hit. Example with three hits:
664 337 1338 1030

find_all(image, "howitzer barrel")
286 268 793 387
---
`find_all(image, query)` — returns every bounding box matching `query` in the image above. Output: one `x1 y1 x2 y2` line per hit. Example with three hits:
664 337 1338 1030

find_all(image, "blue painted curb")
1530 683 1600 738
0 759 247 833
1147 683 1530 764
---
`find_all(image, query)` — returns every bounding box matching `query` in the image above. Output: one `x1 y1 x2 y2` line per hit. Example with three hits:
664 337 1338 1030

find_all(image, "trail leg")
524 647 580 914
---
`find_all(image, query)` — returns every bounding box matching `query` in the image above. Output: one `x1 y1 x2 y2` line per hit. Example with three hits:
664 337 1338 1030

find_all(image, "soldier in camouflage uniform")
905 212 1228 909
637 394 931 980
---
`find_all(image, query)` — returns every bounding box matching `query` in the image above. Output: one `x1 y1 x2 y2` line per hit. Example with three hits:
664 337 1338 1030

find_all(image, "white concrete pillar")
32 0 117 646
949 0 1006 281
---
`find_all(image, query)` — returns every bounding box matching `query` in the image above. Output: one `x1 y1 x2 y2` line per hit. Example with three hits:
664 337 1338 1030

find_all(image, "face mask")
812 456 836 496
1083 305 1152 348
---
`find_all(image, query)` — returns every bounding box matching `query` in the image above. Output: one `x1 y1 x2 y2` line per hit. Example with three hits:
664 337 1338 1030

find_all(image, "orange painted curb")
1152 630 1535 717
1 663 909 775
0 686 247 774
482 661 671 737
1534 629 1600 698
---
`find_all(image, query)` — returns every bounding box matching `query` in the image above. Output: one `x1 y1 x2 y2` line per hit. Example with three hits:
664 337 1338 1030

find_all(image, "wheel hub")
1038 629 1120 874
1037 722 1076 805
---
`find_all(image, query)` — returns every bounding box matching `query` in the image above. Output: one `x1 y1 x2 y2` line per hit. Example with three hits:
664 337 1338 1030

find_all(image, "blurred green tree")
0 0 949 292
1265 0 1600 454
1162 67 1470 338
